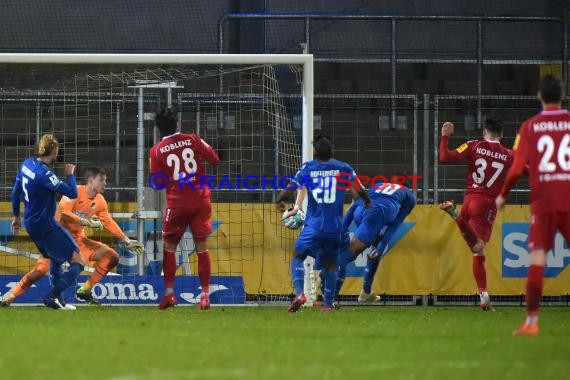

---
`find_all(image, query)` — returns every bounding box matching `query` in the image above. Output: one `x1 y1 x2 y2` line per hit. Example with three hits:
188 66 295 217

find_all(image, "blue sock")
291 256 305 296
363 257 380 294
319 270 325 295
335 263 346 301
50 263 84 297
337 248 354 268
323 270 338 308
335 248 355 300
50 261 62 287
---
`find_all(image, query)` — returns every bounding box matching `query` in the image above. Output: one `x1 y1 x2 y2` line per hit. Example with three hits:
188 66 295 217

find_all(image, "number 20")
312 177 337 204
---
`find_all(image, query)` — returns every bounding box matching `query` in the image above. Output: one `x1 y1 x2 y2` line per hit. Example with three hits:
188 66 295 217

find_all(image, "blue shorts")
353 206 385 245
294 225 341 262
30 224 79 263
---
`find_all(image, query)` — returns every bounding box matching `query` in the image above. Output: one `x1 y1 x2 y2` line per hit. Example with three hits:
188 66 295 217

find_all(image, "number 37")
472 158 504 188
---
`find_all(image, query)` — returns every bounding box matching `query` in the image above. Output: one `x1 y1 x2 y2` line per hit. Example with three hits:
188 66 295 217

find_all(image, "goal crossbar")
0 52 314 164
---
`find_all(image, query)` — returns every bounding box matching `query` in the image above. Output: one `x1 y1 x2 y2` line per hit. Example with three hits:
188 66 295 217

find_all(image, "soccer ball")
282 208 305 230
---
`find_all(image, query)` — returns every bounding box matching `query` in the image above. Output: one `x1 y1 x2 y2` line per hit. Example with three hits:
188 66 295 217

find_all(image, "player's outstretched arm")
94 198 144 254
96 197 126 238
275 169 303 212
282 187 307 218
46 164 78 199
294 186 307 207
439 122 468 163
198 137 221 166
275 186 297 213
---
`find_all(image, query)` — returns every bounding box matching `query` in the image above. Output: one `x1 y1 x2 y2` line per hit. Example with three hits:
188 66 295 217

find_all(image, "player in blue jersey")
275 135 371 313
334 179 416 305
11 134 85 310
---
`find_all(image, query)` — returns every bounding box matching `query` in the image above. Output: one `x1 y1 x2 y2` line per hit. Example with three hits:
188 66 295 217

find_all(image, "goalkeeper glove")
120 236 145 255
80 216 103 231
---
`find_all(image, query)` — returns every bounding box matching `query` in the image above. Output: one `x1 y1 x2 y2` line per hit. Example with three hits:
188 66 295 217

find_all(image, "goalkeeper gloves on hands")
120 237 145 255
80 216 103 231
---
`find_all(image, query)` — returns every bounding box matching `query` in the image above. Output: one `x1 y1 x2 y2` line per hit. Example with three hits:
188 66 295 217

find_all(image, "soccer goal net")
0 53 313 306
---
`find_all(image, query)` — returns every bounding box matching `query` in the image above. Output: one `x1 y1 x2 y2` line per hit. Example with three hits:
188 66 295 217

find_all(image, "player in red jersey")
439 117 513 310
496 75 570 336
149 108 220 310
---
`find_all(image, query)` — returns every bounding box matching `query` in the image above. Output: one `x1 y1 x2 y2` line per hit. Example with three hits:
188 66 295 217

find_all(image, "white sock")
526 315 538 324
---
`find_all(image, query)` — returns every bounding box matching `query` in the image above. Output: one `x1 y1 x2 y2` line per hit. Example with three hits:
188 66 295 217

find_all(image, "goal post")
0 53 314 306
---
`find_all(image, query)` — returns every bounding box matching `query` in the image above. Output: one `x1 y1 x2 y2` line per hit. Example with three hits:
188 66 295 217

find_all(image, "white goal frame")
0 53 315 301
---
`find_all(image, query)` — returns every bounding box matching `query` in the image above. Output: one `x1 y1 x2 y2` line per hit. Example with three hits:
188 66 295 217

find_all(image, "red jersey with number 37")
149 132 220 207
501 107 570 213
440 136 513 199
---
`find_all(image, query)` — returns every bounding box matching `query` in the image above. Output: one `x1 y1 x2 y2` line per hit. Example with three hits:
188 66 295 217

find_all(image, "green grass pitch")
0 306 568 380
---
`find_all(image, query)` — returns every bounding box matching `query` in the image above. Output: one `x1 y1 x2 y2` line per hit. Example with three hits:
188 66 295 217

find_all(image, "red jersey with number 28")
149 132 220 207
440 136 513 199
501 106 570 213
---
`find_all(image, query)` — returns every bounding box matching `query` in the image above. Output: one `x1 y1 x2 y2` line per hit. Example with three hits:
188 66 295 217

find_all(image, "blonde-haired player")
6 133 82 309
2 166 143 306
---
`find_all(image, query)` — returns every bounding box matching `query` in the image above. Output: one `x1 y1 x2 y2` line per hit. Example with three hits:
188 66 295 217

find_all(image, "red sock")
457 218 478 247
197 250 211 294
472 255 487 292
163 250 177 289
526 265 544 317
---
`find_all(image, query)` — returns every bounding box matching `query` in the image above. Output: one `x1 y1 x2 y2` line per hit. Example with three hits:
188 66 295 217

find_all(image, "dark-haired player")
334 180 416 304
497 75 570 336
439 117 513 311
150 108 220 310
275 135 371 312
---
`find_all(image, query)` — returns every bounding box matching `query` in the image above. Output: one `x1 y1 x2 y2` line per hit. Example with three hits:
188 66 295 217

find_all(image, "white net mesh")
0 60 305 305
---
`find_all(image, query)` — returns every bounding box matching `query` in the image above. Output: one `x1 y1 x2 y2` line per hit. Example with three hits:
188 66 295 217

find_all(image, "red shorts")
162 202 212 245
529 212 570 251
458 195 496 243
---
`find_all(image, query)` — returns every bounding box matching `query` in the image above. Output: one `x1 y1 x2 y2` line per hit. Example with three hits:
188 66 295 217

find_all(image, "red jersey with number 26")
440 136 513 199
150 132 220 207
501 106 570 213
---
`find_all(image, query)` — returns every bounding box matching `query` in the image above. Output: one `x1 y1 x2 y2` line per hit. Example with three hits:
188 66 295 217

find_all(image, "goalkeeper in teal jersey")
334 180 416 304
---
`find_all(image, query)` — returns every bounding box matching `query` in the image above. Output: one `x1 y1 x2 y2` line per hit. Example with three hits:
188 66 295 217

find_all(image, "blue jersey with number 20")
292 159 356 234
